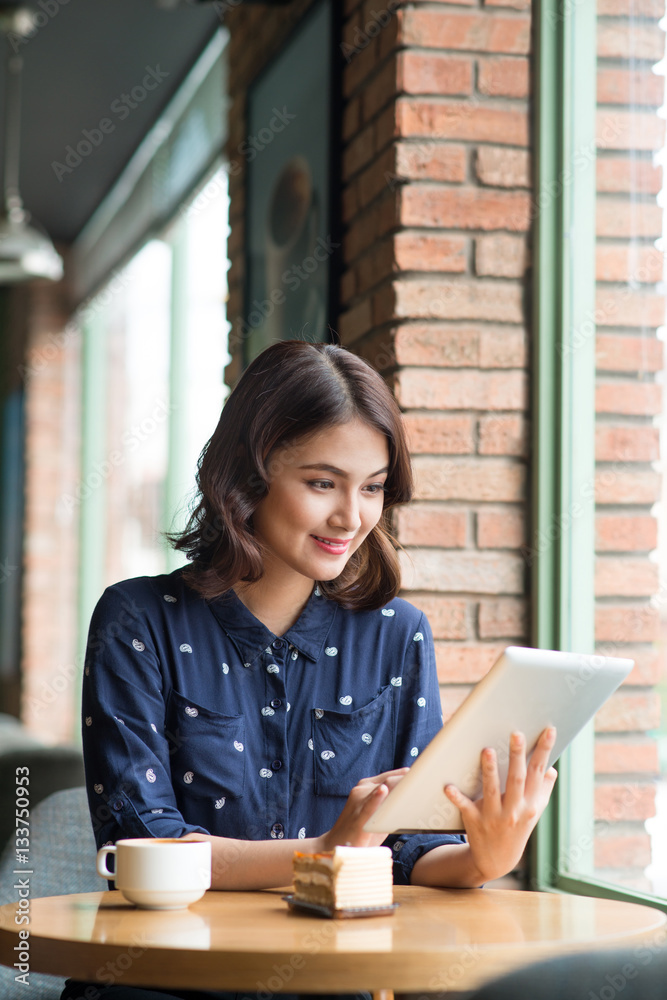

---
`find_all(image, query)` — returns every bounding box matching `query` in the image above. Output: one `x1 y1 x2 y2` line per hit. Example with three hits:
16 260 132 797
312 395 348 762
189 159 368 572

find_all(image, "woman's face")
251 418 389 588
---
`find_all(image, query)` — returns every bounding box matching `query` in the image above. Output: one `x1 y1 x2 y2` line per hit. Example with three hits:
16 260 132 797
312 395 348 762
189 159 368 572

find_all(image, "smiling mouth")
311 535 352 553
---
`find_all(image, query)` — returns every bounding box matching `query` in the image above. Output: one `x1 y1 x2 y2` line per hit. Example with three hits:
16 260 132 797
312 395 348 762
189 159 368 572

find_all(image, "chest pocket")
312 683 396 796
166 688 245 803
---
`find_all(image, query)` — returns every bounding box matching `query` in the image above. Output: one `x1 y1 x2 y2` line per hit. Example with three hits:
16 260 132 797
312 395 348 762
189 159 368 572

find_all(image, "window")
533 0 667 909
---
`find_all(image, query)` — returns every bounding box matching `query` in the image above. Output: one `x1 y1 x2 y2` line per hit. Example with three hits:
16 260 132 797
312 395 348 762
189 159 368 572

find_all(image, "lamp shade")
0 213 64 282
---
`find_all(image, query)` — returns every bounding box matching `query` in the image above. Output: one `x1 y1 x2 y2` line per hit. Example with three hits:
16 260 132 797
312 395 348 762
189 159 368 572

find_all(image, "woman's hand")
444 727 558 884
317 767 410 852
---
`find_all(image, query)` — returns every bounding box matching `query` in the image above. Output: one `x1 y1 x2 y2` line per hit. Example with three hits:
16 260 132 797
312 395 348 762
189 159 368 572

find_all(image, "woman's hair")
169 340 413 610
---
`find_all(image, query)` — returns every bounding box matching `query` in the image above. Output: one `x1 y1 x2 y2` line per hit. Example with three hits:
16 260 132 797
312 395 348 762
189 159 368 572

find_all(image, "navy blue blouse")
82 567 464 884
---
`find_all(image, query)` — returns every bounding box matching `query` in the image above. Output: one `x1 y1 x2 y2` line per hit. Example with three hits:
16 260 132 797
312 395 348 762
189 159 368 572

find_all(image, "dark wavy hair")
169 340 413 610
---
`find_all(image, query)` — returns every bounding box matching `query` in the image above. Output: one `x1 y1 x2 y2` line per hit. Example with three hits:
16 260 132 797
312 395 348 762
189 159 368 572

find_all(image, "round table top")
1 886 665 993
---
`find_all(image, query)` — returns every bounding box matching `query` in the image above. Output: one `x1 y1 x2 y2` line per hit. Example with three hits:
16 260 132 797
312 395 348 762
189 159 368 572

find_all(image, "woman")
63 341 556 1000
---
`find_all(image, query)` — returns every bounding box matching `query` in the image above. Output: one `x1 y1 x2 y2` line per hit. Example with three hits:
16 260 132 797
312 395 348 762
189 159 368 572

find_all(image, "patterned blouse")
81 567 464 884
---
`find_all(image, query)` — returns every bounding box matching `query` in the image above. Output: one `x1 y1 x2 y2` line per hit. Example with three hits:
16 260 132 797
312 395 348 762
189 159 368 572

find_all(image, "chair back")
0 786 104 999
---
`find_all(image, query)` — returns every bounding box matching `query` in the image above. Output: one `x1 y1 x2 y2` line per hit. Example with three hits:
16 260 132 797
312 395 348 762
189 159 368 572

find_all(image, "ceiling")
0 0 220 244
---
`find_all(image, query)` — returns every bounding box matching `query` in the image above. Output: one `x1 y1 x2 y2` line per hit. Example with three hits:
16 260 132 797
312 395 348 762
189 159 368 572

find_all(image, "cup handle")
96 845 116 880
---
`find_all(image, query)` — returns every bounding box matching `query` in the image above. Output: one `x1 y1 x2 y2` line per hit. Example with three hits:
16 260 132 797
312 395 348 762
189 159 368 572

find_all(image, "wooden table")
0 887 665 995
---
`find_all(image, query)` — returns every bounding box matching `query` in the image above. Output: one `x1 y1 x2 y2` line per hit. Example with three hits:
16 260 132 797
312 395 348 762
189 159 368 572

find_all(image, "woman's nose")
329 492 361 532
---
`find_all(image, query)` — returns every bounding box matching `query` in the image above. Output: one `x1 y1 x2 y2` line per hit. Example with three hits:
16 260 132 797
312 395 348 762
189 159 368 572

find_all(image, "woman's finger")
357 767 410 787
479 746 501 813
503 731 527 811
524 726 557 799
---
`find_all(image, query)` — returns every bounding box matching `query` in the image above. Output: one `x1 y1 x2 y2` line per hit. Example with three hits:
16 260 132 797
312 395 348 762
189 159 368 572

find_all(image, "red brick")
484 0 529 8
396 505 468 547
595 289 665 329
594 834 652 870
478 414 528 457
477 509 526 548
399 9 531 54
595 469 661 505
595 738 660 775
395 368 527 410
435 645 503 685
355 240 395 295
403 413 475 454
597 68 664 107
595 688 660 733
342 94 361 142
595 425 659 462
598 109 665 153
597 156 663 195
338 298 373 345
411 457 526 502
595 605 660 643
390 279 525 324
343 33 380 97
620 646 663 686
380 324 526 369
476 147 531 188
360 58 398 122
478 598 527 639
597 0 664 13
595 557 659 597
596 245 664 284
408 594 468 640
595 781 656 822
400 547 525 594
596 381 662 416
397 98 529 146
597 23 665 61
342 122 375 179
478 57 529 98
596 515 658 553
475 234 528 278
440 686 473 722
394 141 467 183
399 51 473 96
596 198 663 239
394 232 468 273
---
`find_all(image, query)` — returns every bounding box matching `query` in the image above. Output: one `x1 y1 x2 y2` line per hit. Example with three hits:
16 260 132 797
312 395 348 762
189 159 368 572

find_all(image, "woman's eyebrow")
299 463 389 478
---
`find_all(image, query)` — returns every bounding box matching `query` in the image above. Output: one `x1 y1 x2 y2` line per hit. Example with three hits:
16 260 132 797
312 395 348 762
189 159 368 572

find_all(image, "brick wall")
337 0 531 719
591 0 665 890
225 0 664 887
20 279 81 744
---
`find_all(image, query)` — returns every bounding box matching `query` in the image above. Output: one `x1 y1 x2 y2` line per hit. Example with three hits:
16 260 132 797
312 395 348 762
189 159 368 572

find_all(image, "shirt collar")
205 585 337 667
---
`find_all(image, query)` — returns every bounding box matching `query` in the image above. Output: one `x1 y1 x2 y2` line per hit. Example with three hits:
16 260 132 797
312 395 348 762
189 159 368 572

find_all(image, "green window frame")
531 0 666 914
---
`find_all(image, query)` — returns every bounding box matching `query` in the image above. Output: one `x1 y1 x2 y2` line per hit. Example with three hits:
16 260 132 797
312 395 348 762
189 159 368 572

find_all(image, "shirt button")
271 759 283 770
112 800 123 811
271 698 282 709
272 639 284 650
271 822 284 836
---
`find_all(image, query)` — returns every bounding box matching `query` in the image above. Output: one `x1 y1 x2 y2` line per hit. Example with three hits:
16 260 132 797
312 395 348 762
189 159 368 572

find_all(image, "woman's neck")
234 571 314 636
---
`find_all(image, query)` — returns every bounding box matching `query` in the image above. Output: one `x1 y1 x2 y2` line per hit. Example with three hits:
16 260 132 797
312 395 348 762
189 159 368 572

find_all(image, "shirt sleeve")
385 611 465 885
82 582 209 848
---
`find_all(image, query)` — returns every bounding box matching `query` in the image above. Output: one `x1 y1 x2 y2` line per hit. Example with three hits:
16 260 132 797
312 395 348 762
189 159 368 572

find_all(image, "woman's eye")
308 479 333 490
364 483 386 495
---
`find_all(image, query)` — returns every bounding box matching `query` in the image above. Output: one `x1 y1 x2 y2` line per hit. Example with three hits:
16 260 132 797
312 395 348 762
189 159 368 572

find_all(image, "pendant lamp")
0 8 63 283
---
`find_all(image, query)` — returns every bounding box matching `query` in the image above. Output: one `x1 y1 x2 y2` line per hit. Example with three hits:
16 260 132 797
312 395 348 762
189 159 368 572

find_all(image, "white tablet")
364 645 634 834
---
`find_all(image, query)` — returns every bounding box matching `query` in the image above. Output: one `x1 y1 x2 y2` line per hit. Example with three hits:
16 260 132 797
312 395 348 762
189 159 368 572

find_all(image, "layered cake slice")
292 845 393 910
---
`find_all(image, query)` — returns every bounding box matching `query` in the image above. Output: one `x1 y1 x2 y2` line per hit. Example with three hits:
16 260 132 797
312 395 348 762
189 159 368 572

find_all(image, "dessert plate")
283 894 398 919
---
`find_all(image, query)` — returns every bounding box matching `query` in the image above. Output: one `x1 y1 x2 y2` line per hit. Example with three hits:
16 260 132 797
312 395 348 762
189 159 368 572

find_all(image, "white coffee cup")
96 838 212 910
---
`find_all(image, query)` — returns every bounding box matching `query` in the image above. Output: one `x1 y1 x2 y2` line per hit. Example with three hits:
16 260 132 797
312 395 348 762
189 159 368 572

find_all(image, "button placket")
263 644 288 838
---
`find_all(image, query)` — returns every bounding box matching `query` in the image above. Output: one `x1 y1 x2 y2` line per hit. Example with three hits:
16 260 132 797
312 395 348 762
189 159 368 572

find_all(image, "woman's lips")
311 535 352 555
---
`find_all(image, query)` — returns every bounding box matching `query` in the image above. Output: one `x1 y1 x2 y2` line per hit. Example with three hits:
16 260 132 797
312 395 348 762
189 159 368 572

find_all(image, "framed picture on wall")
243 0 333 364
